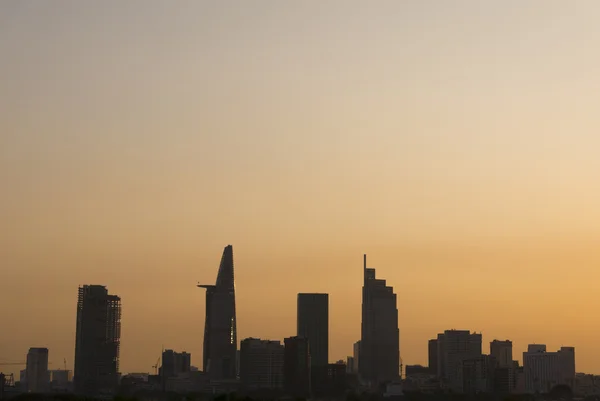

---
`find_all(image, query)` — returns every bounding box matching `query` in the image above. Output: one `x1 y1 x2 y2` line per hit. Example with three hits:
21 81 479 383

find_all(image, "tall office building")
240 338 284 391
436 330 482 392
284 336 311 398
26 348 49 393
297 293 328 368
428 339 438 376
198 245 238 381
160 350 191 378
74 285 121 396
490 340 513 368
359 254 400 385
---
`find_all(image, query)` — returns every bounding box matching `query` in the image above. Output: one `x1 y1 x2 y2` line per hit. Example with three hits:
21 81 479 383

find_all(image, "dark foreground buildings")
240 338 284 391
359 254 400 385
160 350 191 379
74 285 121 396
284 336 311 398
26 347 49 393
198 245 238 381
297 293 329 392
297 293 328 368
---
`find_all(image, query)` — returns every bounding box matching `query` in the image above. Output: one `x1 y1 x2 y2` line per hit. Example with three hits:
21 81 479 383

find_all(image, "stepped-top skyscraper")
359 254 399 385
198 245 238 381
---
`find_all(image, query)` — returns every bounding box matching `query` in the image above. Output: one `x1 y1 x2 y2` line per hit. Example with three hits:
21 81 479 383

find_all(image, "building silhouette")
359 254 400 385
297 293 329 392
26 348 49 393
314 361 347 396
74 285 121 396
353 341 360 375
405 365 430 378
436 330 482 392
49 369 72 392
160 350 191 378
240 338 284 391
284 336 311 398
490 340 513 368
346 356 355 374
428 339 438 376
198 245 238 381
523 344 575 394
297 293 328 368
462 354 496 394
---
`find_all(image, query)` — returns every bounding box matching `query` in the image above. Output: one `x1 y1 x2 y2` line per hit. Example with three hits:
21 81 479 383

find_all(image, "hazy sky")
2 0 600 376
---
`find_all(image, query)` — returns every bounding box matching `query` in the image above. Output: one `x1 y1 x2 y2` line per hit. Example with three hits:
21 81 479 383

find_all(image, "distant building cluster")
1 245 593 400
401 332 577 396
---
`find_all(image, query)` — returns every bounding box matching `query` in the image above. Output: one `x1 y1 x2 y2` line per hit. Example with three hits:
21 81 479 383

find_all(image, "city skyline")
3 0 600 379
0 249 590 378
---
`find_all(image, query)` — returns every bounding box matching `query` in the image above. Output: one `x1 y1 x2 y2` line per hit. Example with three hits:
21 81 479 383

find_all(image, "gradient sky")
2 0 600 376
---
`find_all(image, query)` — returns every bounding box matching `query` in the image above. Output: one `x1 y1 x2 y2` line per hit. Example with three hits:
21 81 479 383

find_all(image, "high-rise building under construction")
198 245 238 381
74 285 121 396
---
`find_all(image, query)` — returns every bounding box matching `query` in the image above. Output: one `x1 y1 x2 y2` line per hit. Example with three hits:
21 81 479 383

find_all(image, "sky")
2 0 600 376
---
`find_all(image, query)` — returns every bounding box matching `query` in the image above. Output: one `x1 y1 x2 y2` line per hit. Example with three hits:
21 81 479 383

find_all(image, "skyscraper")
74 285 121 396
198 245 238 381
297 293 329 369
26 348 49 393
359 254 400 385
284 336 311 398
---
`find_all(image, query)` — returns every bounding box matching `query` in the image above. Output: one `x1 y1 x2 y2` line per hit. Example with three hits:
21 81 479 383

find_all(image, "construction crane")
152 357 160 375
400 357 404 379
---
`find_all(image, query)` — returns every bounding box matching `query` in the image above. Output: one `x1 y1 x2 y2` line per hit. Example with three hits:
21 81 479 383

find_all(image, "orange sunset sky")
2 1 600 376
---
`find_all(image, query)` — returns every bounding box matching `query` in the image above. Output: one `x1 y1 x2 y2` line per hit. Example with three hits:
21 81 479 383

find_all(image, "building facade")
406 365 431 378
50 370 72 392
283 336 311 398
74 285 121 396
240 338 284 391
359 254 400 385
160 350 191 378
462 355 496 394
428 339 438 377
198 245 238 381
523 345 575 394
490 340 513 368
353 341 360 374
26 348 49 393
297 293 328 369
574 373 600 397
436 330 482 392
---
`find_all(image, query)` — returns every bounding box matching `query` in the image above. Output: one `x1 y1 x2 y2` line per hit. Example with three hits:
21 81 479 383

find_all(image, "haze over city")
2 0 600 379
